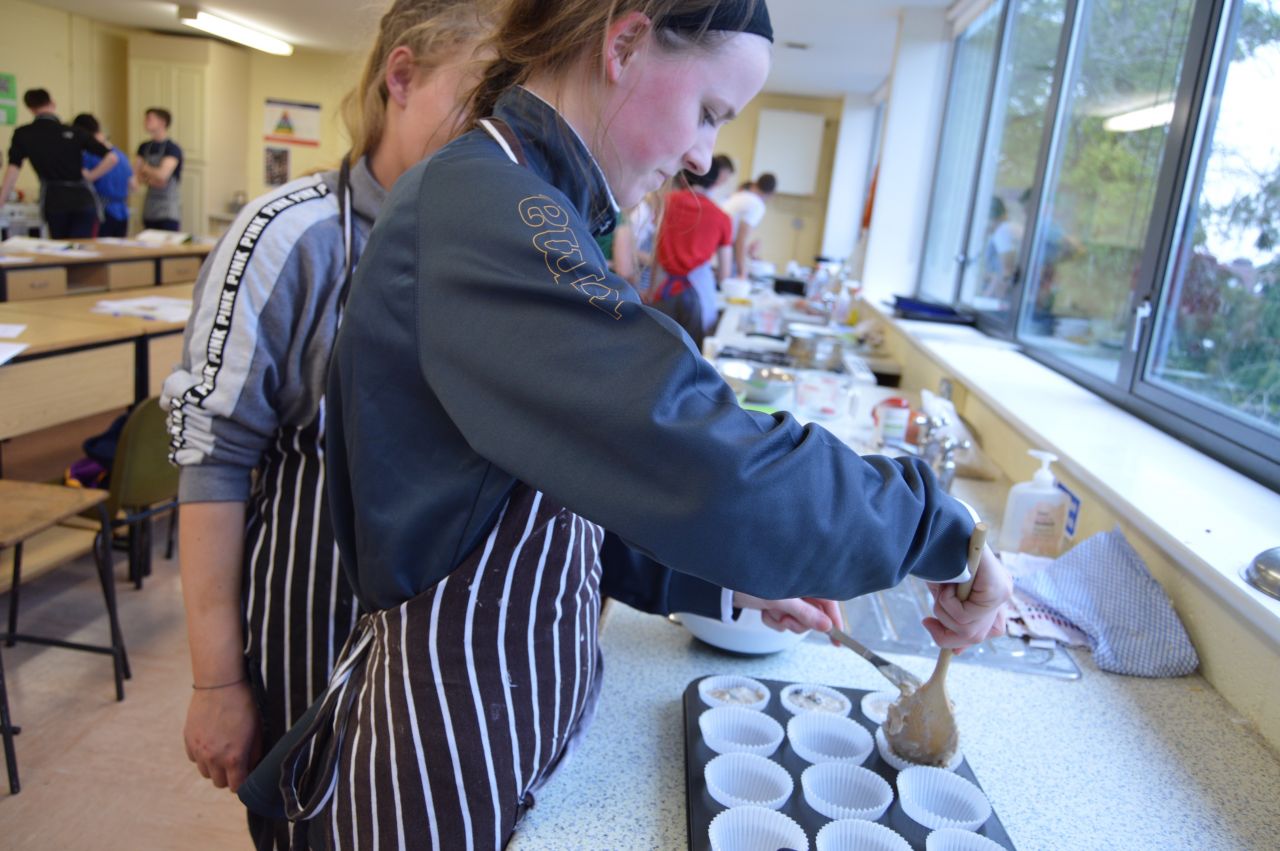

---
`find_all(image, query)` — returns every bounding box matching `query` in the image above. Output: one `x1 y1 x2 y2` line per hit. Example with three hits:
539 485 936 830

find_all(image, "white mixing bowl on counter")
675 608 809 655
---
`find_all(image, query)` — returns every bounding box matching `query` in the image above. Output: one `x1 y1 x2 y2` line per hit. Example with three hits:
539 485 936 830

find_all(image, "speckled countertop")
507 603 1280 851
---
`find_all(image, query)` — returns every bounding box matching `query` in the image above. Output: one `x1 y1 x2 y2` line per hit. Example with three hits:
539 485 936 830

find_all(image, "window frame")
913 0 1010 306
916 0 1280 490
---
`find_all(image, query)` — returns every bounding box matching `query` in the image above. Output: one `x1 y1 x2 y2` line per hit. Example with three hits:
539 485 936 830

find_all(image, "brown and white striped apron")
280 484 605 850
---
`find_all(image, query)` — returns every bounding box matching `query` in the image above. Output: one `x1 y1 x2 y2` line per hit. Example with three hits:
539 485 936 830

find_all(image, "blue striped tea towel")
1014 529 1198 677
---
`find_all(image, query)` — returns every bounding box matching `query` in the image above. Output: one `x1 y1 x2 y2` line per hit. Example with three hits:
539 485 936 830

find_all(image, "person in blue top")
72 113 133 237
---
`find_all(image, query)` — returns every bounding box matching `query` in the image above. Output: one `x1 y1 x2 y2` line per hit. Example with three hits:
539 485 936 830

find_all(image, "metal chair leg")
1 646 20 794
5 543 21 648
165 508 177 561
128 524 143 590
142 517 153 578
95 506 129 699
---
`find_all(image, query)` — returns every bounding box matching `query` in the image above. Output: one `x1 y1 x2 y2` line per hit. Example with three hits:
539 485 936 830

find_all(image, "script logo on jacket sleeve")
518 195 622 320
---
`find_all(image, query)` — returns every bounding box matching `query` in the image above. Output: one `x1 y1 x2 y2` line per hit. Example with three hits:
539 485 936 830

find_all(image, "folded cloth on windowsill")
1008 529 1199 678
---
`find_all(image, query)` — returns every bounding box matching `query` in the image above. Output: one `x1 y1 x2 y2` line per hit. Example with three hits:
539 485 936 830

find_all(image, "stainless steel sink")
838 576 1082 680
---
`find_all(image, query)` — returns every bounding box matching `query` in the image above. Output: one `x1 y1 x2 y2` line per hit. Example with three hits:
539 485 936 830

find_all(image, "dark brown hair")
23 88 51 110
467 0 758 125
145 107 172 128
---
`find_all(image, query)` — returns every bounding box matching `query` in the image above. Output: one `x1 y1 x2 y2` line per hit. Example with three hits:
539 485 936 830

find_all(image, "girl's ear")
384 45 418 108
604 11 654 83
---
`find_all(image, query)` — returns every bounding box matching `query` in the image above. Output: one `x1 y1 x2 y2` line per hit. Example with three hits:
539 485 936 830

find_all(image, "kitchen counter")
508 603 1280 850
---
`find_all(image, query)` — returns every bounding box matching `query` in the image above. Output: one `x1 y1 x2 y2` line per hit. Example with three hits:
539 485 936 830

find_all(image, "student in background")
134 107 183 231
652 159 734 346
709 152 736 201
160 2 493 848
72 113 133 237
722 171 776 275
1 88 118 238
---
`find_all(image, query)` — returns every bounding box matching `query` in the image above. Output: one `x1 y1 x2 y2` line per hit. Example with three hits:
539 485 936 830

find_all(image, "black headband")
660 1 774 43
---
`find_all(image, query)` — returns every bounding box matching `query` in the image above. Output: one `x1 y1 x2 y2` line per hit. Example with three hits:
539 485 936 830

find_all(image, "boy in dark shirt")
1 88 118 239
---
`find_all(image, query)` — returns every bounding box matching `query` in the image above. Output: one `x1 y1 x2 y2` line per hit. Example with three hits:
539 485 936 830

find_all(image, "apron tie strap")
279 611 378 820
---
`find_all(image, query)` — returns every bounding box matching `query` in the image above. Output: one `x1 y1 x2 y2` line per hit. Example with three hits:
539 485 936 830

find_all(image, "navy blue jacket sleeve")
599 532 722 618
414 157 974 603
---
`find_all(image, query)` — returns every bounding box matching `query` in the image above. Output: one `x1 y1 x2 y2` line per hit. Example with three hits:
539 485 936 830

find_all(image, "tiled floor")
1 538 249 850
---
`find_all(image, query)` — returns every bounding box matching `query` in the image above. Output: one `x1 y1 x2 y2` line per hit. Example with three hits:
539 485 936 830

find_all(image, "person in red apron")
650 160 734 348
163 3 493 848
241 2 1011 848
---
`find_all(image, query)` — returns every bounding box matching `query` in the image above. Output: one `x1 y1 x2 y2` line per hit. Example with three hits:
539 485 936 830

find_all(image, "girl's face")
595 30 771 208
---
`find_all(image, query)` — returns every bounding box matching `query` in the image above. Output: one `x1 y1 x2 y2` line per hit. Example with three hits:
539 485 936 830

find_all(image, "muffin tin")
683 676 1019 850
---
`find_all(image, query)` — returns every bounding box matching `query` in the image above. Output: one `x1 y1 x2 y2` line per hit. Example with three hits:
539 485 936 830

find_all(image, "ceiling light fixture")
1103 101 1175 133
178 5 293 56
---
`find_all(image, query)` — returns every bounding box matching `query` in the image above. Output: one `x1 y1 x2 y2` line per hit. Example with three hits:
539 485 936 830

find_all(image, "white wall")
820 93 877 264
860 8 954 301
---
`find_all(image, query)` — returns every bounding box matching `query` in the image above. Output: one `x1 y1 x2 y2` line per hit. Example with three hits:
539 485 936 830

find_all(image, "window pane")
917 3 1004 304
1019 0 1196 380
1147 0 1280 436
956 0 1068 323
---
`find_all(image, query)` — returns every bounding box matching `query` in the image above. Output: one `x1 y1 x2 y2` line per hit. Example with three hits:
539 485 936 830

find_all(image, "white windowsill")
863 299 1280 643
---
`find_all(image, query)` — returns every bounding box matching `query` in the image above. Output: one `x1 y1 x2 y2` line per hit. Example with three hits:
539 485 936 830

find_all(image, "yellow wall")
0 0 130 201
243 48 360 199
1 0 355 222
715 92 844 269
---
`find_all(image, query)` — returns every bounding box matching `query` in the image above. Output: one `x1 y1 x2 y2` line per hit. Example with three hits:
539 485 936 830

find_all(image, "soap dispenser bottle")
998 450 1069 557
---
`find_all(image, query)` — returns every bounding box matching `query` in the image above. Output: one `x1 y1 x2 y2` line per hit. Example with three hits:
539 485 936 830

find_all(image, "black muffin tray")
682 677 1018 850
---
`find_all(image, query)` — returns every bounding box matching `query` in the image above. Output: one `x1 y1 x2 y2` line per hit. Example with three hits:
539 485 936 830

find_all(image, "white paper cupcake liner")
698 675 771 711
815 819 912 851
705 752 794 810
700 706 785 757
780 682 853 716
787 713 873 764
859 690 898 725
925 828 1007 850
874 726 964 772
801 762 893 821
708 805 809 851
897 765 992 832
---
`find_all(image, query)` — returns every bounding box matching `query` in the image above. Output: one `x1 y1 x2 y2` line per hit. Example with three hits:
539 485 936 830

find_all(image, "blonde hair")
342 0 492 165
467 0 756 126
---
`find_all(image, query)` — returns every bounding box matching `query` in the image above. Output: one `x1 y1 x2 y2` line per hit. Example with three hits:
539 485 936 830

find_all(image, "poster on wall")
263 98 321 147
0 72 17 126
265 147 290 187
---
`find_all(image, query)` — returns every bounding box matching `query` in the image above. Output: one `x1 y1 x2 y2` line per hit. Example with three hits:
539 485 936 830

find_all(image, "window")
917 3 1004 304
915 0 1280 488
1141 0 1280 448
955 0 1069 325
1019 0 1197 381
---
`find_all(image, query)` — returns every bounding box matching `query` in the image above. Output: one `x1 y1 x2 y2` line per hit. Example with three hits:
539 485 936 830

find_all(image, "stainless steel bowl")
717 359 796 404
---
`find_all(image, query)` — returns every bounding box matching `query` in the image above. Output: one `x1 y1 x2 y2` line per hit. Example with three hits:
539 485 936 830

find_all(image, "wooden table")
0 283 194 447
0 239 211 302
0 481 131 794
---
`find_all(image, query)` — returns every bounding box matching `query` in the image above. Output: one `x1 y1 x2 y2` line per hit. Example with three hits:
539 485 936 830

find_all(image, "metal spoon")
883 522 988 767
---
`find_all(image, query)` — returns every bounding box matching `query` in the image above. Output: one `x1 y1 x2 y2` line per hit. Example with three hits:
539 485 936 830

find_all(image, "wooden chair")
0 480 129 795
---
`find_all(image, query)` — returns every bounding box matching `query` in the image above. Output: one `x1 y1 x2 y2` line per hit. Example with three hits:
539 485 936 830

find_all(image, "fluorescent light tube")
1103 101 1175 133
178 6 293 56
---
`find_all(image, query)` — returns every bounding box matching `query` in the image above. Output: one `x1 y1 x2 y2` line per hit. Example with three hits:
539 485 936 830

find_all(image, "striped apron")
245 402 360 850
281 484 605 850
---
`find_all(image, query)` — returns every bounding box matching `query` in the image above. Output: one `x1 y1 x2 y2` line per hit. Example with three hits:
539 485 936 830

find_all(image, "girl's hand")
732 592 844 635
923 545 1013 650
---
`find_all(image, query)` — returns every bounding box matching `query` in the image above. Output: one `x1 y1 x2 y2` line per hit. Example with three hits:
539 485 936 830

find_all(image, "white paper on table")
92 295 192 323
0 323 27 338
93 237 147 247
0 254 35 264
0 341 29 366
2 235 72 252
134 229 192 246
